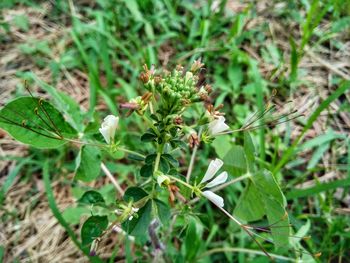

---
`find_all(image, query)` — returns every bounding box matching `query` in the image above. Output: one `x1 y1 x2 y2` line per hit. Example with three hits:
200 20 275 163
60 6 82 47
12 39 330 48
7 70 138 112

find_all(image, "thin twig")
100 162 124 196
186 127 202 183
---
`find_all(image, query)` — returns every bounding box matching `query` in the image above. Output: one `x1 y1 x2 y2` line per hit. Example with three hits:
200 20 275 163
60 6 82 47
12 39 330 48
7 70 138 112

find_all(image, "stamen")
25 83 63 138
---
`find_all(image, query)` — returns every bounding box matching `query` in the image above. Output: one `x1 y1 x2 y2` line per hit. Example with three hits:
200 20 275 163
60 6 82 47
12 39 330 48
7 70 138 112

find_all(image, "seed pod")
139 72 149 83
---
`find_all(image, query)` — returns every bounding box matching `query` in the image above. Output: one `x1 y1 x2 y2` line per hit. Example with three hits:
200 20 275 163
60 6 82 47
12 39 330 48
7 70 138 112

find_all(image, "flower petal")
157 174 170 187
200 158 224 184
100 115 119 144
208 116 229 135
205 171 228 188
202 190 224 207
99 126 111 144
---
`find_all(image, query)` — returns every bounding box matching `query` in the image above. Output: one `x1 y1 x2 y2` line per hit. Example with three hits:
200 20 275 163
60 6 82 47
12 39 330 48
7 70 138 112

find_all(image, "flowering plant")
0 61 315 261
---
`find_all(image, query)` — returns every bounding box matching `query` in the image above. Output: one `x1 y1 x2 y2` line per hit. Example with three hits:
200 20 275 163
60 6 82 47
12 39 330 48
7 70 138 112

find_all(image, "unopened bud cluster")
140 62 209 115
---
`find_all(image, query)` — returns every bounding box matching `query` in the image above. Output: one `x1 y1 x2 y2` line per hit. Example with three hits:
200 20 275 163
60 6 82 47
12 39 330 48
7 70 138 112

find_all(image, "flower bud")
157 174 171 187
174 116 183 125
139 72 149 83
154 76 162 85
191 59 204 73
99 115 119 144
185 71 193 83
188 133 199 148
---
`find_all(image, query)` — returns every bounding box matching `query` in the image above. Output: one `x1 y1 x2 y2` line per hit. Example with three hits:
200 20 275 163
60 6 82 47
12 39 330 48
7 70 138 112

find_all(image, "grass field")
1 0 350 262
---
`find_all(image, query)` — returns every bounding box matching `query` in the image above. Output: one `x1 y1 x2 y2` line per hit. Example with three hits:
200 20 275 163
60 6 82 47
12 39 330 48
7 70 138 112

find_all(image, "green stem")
186 127 203 183
153 142 165 175
168 175 194 190
154 151 162 174
64 138 145 159
117 147 145 159
142 115 160 136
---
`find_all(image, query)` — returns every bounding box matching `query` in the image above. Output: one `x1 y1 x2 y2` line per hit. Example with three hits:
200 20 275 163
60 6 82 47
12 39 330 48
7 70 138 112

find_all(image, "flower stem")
117 147 145 159
168 174 271 259
154 151 162 174
64 138 146 159
168 175 194 191
101 162 124 196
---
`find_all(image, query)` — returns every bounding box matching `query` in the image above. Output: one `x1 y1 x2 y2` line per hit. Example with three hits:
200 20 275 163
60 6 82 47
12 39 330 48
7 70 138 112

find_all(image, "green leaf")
123 200 152 236
123 187 148 202
0 97 77 148
185 217 202 261
81 216 108 246
307 142 330 169
145 154 157 164
0 157 31 204
159 156 170 173
127 154 145 161
253 170 289 247
234 181 265 221
287 177 350 200
141 132 157 142
234 170 289 247
162 154 179 167
0 246 4 263
75 145 102 182
212 135 231 159
22 72 85 132
78 190 105 205
223 145 247 176
253 170 285 205
154 199 171 225
13 15 29 31
62 207 90 225
140 164 153 177
244 132 255 171
264 197 289 247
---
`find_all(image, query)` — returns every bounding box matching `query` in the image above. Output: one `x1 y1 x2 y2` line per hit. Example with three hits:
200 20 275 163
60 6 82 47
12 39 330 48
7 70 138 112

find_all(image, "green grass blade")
287 178 350 199
0 157 32 204
43 161 102 262
273 80 350 175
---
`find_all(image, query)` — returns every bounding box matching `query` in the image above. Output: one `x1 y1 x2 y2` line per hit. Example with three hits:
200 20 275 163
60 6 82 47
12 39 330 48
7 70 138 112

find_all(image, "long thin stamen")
25 84 63 138
221 114 303 135
0 115 62 140
215 205 272 259
168 174 272 259
34 107 62 137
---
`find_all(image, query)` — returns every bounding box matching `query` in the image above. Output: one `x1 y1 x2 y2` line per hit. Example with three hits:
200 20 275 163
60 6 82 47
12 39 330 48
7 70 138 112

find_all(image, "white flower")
202 190 224 208
185 71 193 82
205 171 228 188
200 159 224 184
199 158 228 208
157 174 170 187
99 115 119 144
208 116 229 136
129 207 139 221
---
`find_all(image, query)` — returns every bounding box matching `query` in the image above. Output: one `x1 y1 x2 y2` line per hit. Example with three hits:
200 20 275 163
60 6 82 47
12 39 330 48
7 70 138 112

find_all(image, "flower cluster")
199 158 228 207
139 63 208 116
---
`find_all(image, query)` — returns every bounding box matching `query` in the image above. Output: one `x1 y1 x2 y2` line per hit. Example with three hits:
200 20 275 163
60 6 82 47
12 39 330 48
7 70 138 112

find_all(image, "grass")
1 0 350 262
